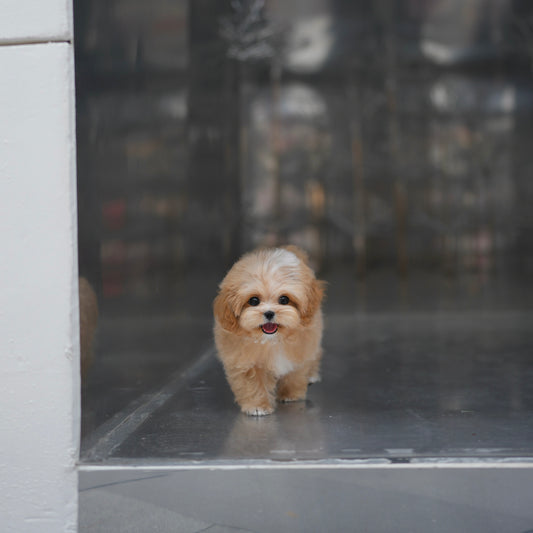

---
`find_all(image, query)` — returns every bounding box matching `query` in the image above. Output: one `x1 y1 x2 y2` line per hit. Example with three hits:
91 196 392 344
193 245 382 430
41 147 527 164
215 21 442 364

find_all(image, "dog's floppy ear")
300 277 326 325
213 287 240 333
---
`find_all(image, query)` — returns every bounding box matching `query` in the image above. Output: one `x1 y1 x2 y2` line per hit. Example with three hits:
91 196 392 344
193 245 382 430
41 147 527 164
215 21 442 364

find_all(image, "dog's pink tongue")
262 322 278 334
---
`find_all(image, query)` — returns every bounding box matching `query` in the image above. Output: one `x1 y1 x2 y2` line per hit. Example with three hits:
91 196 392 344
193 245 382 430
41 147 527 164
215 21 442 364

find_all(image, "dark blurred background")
75 0 533 438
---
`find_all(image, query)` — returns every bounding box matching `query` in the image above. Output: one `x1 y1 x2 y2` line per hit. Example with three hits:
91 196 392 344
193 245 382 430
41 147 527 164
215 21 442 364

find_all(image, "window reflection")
75 0 533 443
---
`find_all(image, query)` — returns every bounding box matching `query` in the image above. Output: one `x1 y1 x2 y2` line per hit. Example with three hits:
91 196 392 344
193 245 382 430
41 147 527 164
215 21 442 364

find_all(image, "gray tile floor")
79 467 533 533
83 311 533 464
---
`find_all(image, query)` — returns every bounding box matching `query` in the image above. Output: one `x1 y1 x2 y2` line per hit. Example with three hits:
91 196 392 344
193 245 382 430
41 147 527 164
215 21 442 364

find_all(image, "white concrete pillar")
0 1 79 532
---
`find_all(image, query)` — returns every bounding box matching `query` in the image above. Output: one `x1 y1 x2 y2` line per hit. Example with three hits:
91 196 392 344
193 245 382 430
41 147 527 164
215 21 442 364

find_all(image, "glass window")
76 0 533 464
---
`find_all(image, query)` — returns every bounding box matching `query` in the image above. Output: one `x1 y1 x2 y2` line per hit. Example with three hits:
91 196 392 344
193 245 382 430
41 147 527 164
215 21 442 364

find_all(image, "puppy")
213 246 325 416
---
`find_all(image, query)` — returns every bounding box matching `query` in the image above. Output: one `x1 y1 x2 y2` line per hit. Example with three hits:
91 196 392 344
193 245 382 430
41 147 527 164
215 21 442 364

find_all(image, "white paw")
243 406 273 416
308 374 321 384
278 396 305 403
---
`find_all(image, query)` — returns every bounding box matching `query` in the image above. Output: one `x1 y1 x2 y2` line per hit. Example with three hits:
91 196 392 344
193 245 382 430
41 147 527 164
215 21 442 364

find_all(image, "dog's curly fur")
213 246 325 416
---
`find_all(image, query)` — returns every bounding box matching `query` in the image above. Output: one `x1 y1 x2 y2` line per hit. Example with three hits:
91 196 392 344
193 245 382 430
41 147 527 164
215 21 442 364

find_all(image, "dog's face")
214 248 324 339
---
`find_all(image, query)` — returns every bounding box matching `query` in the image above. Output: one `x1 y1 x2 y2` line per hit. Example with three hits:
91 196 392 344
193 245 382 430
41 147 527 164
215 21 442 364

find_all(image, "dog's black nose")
264 310 275 320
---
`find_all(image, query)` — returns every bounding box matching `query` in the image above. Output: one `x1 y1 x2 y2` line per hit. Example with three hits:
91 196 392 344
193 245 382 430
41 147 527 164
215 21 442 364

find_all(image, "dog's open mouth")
261 322 278 334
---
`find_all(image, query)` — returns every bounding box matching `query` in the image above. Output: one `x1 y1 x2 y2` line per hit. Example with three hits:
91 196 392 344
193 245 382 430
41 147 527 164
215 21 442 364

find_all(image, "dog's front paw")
242 405 274 416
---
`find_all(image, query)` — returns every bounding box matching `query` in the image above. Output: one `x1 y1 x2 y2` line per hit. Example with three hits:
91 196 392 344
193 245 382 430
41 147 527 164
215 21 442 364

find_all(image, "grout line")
79 473 170 493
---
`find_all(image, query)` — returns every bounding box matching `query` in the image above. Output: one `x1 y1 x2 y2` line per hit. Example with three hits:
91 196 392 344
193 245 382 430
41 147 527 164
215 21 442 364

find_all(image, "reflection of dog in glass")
213 246 325 416
79 276 98 382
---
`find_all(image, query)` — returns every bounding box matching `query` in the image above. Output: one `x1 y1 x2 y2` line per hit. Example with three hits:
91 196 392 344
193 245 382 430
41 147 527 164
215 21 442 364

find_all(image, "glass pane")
76 0 533 460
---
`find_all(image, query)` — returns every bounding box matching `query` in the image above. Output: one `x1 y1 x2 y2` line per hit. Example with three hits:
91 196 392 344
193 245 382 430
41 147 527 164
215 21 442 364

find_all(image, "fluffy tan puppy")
213 246 325 416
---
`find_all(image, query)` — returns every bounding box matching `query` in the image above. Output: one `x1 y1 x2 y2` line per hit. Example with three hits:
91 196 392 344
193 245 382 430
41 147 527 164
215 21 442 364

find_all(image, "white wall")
0 0 72 44
0 1 79 532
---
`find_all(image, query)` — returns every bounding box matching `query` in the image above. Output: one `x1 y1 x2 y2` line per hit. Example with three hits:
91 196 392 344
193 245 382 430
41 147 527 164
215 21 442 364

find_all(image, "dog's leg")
225 366 277 416
276 366 311 403
307 353 322 384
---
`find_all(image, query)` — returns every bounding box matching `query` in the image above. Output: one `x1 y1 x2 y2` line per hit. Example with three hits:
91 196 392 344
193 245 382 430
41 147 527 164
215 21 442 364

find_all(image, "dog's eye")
248 296 260 306
278 295 289 305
